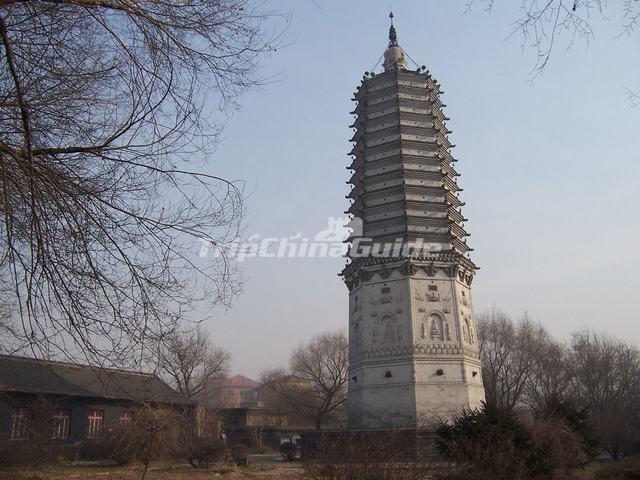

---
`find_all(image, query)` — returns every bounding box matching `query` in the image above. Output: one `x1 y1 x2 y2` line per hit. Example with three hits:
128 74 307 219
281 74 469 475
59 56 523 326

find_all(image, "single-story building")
0 354 192 444
216 406 310 450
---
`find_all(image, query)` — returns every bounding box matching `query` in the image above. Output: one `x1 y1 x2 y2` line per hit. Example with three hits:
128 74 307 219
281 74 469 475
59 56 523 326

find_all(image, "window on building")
10 408 29 440
87 410 104 438
119 411 134 424
52 409 71 440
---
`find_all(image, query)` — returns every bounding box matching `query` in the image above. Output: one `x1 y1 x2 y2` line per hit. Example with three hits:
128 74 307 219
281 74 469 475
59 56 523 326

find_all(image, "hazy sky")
195 0 640 379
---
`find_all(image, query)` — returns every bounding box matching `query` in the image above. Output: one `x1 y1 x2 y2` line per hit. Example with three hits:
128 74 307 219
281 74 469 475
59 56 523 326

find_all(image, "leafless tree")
262 331 348 430
158 327 230 402
477 309 549 411
0 1 283 366
480 310 640 457
569 330 640 459
258 367 301 426
523 337 576 416
109 404 183 480
0 316 19 354
467 1 639 100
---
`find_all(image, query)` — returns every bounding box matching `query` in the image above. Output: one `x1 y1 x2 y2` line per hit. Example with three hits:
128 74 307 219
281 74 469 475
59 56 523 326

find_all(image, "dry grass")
435 458 640 480
571 457 640 480
0 460 303 480
3 457 638 480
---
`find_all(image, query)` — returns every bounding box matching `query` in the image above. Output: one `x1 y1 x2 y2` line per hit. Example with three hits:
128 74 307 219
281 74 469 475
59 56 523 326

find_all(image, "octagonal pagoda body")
343 24 485 429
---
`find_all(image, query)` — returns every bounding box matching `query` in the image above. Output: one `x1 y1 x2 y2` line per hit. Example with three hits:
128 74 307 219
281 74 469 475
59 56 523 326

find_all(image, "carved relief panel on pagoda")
411 277 456 346
348 270 414 363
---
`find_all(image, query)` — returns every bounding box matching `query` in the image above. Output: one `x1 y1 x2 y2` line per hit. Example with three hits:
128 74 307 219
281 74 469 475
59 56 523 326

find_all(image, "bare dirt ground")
2 455 639 480
0 456 303 480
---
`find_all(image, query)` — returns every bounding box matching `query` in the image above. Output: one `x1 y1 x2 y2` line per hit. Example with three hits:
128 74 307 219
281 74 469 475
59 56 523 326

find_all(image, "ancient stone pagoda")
342 16 485 429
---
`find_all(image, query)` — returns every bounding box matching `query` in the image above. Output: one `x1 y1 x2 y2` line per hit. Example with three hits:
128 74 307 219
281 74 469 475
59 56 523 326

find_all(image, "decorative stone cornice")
350 342 481 363
342 254 478 291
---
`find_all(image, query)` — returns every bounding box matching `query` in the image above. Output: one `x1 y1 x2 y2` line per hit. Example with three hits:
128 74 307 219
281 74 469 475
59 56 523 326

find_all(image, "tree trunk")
139 461 150 480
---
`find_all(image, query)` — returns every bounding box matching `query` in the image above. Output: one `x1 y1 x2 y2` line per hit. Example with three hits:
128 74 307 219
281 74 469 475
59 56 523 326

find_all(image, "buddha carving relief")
430 317 443 341
460 289 468 306
428 312 451 342
352 317 362 350
374 314 402 345
384 321 395 344
463 317 474 344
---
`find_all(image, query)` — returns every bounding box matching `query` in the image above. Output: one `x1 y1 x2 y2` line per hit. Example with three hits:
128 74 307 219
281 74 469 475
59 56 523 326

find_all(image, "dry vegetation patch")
0 460 302 480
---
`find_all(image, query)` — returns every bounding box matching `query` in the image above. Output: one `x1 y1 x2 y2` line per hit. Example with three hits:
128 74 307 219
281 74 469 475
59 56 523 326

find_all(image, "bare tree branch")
262 331 348 430
467 0 639 77
570 330 640 458
0 0 284 367
157 327 230 402
477 309 549 411
625 87 640 107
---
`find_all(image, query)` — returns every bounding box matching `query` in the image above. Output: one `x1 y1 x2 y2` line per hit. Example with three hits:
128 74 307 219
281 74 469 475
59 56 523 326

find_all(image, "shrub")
303 431 432 480
231 442 249 457
436 404 553 480
179 435 227 468
592 456 640 480
528 419 590 474
0 397 72 471
79 421 153 465
0 440 38 468
230 442 250 467
546 401 599 462
103 424 138 465
78 439 119 461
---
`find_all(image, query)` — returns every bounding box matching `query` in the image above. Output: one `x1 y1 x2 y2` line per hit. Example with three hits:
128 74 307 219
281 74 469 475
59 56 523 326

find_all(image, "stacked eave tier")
346 69 472 256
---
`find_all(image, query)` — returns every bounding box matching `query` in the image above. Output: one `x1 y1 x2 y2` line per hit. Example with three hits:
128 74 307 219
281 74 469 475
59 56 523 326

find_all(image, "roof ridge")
229 373 258 379
0 354 156 378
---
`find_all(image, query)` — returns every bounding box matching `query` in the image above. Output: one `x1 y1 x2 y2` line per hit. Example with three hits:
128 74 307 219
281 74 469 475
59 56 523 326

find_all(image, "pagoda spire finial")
382 11 407 71
388 11 398 46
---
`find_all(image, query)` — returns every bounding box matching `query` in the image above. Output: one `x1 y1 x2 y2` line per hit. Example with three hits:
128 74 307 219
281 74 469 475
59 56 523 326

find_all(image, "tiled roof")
220 374 260 389
0 355 190 405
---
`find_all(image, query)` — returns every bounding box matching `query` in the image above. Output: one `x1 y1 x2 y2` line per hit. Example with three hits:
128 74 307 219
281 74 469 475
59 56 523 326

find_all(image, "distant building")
206 375 315 449
0 354 192 443
213 374 261 408
216 406 303 450
220 406 284 429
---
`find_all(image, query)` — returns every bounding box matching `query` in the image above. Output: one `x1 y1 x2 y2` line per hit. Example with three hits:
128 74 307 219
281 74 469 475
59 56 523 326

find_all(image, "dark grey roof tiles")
0 354 190 405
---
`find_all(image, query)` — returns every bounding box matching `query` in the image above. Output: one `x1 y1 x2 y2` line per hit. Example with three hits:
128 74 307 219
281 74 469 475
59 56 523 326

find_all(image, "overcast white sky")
192 0 640 379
